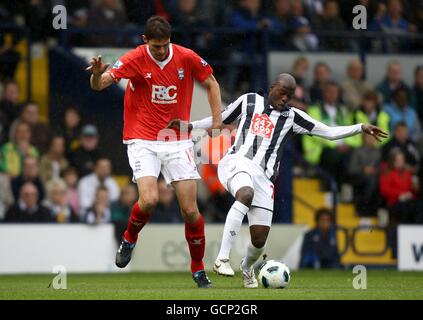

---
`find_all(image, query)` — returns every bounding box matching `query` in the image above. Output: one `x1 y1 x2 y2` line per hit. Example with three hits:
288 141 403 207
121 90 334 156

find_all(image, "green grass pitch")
0 270 422 300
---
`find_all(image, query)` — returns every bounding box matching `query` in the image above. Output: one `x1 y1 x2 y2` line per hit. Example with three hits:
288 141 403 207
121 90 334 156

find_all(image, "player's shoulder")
119 45 145 61
172 43 196 55
289 106 309 117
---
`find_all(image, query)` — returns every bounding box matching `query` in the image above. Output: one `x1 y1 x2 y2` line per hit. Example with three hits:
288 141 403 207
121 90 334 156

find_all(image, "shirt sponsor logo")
251 113 275 139
151 85 177 104
113 59 123 69
145 72 152 79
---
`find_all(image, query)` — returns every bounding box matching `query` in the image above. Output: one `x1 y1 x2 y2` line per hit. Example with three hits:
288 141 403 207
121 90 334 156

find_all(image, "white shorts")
125 139 201 184
218 154 274 223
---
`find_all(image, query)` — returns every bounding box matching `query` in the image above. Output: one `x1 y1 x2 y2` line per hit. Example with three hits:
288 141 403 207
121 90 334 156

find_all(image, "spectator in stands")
111 183 138 243
56 105 82 155
0 121 39 177
370 0 411 52
302 0 323 19
18 102 52 154
376 60 409 104
303 81 354 186
150 176 182 223
69 124 101 177
171 0 212 53
311 0 347 51
289 0 319 52
270 0 292 44
0 172 13 220
40 136 69 185
291 56 309 87
300 208 340 269
384 86 421 141
410 65 423 123
23 0 51 41
225 0 271 95
11 156 45 202
86 0 128 46
84 186 111 224
348 134 381 216
380 149 421 258
44 178 79 223
4 182 52 223
0 80 21 145
0 30 20 81
123 0 157 25
351 90 390 147
381 122 420 171
62 167 80 215
78 157 120 214
341 59 374 111
309 62 331 104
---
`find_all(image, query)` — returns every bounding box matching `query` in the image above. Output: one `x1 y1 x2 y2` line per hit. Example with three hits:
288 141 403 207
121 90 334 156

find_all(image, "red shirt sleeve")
106 49 139 82
188 50 213 83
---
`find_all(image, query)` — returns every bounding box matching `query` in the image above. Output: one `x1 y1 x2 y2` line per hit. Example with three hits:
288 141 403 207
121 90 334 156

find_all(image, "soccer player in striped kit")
169 73 388 288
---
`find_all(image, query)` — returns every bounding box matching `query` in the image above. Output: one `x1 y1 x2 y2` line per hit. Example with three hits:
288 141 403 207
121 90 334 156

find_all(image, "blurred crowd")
1 1 423 242
2 0 423 100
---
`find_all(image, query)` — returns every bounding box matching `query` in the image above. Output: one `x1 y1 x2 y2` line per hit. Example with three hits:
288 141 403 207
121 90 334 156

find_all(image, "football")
258 260 291 289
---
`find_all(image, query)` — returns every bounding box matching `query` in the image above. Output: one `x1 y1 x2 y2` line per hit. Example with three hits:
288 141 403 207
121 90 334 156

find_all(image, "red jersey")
107 43 213 141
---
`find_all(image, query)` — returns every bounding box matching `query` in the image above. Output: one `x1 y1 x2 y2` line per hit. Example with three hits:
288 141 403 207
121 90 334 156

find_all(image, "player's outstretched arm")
292 109 389 141
202 74 223 131
167 94 245 132
86 55 113 91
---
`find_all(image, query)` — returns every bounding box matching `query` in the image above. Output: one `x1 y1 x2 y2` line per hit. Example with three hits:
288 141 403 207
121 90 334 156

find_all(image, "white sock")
241 241 265 271
216 201 249 261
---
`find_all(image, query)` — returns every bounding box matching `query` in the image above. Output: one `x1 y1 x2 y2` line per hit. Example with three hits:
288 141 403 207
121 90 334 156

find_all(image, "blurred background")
0 0 423 273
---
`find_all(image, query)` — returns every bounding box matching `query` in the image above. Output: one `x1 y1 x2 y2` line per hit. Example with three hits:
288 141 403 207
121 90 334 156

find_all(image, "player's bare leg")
214 184 253 276
240 225 269 288
173 179 211 288
116 176 158 268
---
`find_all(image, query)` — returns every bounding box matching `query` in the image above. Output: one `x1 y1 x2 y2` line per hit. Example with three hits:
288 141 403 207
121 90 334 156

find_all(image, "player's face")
269 85 294 110
145 37 171 61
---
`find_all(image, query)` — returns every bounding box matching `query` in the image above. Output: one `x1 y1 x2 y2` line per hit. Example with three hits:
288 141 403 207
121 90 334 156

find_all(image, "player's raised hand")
362 124 389 142
167 119 193 132
86 55 110 76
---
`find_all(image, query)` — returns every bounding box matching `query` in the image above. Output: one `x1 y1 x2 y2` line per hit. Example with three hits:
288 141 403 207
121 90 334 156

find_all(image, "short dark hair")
144 15 171 40
314 208 333 224
391 85 409 99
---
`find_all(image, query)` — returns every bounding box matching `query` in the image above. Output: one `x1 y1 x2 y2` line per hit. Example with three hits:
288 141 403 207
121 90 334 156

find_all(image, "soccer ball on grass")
257 260 291 289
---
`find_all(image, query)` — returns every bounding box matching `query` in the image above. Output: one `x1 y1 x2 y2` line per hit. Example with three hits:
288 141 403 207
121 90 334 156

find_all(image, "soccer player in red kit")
87 16 222 288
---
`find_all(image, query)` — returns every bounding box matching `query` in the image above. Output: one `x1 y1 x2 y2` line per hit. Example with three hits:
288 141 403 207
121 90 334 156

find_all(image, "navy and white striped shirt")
192 93 362 181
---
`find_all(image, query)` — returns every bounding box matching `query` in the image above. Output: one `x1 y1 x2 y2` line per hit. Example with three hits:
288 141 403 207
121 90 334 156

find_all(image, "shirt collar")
146 43 173 70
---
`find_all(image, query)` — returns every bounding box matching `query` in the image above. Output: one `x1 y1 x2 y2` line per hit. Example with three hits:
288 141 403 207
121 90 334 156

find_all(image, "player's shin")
216 201 249 260
185 212 206 273
123 202 151 244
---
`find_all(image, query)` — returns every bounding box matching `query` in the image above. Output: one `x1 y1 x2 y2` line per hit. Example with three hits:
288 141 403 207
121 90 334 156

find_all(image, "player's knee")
235 187 254 208
139 194 158 211
251 236 266 249
180 205 198 219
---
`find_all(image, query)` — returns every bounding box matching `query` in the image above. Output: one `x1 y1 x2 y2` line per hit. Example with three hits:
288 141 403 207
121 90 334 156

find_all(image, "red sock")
185 213 206 273
123 202 151 244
